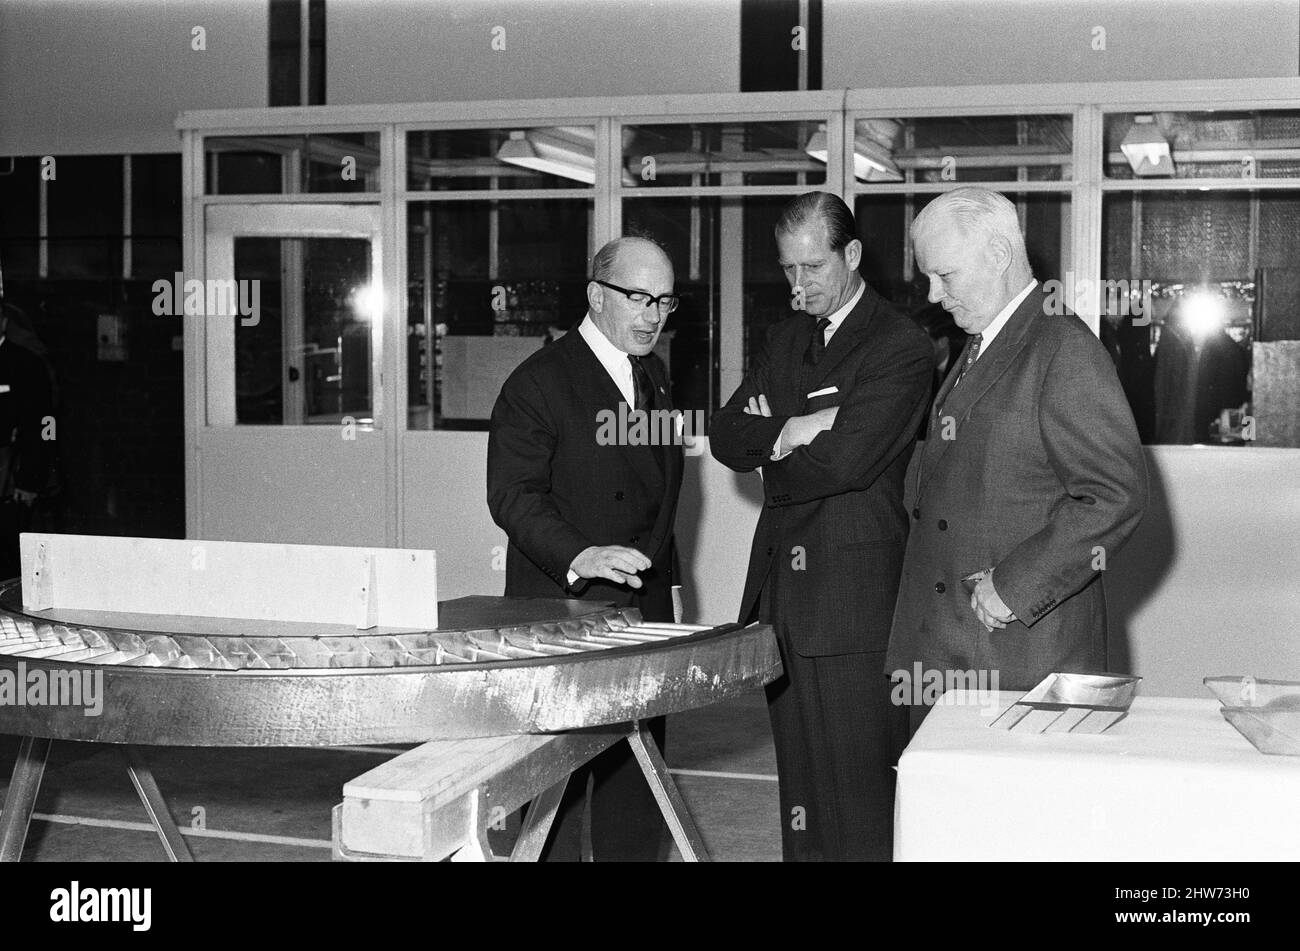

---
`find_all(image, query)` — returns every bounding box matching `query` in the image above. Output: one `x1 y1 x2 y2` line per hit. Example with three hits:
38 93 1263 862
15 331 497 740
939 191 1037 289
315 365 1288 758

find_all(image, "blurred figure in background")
0 299 58 580
1153 295 1250 445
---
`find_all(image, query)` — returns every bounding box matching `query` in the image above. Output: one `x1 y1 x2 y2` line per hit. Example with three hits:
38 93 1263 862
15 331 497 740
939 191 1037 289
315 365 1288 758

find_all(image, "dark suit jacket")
886 285 1148 690
709 284 934 656
487 326 684 621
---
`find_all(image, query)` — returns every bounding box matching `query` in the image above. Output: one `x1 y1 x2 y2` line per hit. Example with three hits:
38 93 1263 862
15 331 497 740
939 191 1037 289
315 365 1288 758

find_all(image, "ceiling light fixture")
1121 115 1175 176
805 123 903 182
497 127 597 184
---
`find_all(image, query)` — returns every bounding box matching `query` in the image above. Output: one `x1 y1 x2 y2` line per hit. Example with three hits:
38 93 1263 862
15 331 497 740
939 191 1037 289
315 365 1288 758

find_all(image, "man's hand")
968 569 1016 631
779 406 838 451
570 545 651 589
12 489 37 507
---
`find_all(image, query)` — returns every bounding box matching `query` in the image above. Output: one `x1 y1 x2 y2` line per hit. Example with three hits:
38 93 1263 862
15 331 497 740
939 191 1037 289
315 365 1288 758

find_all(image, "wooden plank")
18 533 438 630
338 730 625 860
343 734 559 807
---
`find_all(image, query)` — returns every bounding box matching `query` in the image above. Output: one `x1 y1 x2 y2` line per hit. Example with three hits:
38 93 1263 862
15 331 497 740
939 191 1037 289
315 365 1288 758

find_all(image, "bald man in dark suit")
488 236 683 861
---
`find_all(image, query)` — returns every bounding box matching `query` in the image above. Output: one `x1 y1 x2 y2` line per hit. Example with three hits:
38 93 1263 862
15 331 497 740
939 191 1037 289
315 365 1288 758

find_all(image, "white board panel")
19 533 438 630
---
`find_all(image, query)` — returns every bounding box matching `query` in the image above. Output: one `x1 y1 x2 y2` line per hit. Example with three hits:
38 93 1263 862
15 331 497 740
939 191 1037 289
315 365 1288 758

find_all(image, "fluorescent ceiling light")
1121 115 1175 176
805 126 903 182
497 127 596 184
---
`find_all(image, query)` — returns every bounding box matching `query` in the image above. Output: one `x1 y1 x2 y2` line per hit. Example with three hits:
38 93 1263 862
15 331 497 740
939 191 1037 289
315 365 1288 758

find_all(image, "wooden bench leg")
626 721 710 862
0 736 50 862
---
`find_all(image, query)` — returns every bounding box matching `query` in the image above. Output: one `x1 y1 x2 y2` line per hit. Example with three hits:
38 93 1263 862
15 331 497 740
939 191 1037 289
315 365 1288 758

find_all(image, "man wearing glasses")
488 236 682 861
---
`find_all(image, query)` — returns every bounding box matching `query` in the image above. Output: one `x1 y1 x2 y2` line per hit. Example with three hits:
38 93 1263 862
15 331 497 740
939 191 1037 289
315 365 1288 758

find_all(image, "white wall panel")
0 0 267 155
327 0 741 105
825 0 1300 89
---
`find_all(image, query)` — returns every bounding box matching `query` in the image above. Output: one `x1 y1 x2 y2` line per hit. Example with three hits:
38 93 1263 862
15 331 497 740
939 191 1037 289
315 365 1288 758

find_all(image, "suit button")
938 519 948 531
912 507 920 520
935 582 946 594
614 491 625 501
766 546 774 556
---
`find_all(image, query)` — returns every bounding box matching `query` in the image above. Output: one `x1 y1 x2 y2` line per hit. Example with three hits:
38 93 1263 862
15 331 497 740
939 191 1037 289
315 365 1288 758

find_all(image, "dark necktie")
805 317 832 365
629 355 666 475
629 354 655 412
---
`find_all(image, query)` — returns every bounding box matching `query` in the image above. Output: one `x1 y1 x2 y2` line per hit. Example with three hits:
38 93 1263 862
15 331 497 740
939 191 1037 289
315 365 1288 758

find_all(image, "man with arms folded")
887 186 1148 729
709 192 933 862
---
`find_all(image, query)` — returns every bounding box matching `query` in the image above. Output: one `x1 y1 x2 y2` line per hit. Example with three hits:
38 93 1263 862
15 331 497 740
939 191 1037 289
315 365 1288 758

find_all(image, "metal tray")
1204 675 1300 710
990 672 1141 734
1204 676 1300 755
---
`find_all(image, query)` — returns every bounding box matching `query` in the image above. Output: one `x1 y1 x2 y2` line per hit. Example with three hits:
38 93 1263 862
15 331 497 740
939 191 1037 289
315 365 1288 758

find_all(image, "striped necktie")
937 333 982 422
951 333 983 389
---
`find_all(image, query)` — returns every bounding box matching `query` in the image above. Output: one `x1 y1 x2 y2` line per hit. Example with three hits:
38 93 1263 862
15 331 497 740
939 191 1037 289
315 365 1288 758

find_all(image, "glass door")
195 203 390 547
204 204 383 427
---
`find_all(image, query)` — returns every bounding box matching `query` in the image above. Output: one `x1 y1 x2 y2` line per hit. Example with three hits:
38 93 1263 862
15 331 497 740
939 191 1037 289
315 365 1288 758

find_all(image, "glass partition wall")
178 81 1300 538
1100 108 1300 448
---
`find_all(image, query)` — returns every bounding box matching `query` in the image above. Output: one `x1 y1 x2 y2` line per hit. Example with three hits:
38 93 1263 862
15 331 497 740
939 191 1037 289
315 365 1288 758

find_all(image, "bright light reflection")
351 283 382 322
1179 290 1225 340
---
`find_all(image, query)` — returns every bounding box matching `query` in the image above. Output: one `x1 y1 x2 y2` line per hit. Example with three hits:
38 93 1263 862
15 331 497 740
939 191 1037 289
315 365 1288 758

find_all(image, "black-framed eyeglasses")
594 280 680 315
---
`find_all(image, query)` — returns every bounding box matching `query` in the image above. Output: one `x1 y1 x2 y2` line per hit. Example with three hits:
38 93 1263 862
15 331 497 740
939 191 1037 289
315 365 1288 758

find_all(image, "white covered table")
895 690 1300 861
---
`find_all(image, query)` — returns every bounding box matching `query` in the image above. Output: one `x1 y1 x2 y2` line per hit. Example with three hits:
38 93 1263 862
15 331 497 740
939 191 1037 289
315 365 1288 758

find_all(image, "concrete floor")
0 690 780 862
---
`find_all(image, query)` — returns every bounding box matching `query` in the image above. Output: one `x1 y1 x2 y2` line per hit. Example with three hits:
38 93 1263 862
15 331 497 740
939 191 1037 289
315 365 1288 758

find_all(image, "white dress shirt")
972 280 1037 361
819 278 865 348
569 315 635 587
770 279 866 460
578 314 635 405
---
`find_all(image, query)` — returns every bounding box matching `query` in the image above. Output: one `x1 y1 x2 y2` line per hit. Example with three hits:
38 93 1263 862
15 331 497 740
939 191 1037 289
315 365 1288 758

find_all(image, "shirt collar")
822 279 866 338
578 313 633 377
977 279 1037 352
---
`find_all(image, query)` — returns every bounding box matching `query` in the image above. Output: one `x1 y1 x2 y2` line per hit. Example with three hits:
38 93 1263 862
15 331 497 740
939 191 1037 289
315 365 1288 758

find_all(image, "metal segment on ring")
0 608 693 670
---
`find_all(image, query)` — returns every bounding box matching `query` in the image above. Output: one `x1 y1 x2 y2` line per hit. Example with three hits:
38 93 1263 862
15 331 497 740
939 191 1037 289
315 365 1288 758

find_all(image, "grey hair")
910 187 1028 262
591 235 671 283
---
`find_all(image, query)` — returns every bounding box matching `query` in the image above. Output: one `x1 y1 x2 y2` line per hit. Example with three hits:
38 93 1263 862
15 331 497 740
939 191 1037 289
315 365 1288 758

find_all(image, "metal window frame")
178 76 1300 536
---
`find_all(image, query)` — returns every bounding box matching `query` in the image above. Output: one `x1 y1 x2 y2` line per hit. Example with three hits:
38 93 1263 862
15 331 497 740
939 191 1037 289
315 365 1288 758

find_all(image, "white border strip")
29 812 333 850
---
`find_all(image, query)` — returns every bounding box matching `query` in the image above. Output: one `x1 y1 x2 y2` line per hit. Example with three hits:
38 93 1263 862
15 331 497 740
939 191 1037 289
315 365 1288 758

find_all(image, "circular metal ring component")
0 584 780 746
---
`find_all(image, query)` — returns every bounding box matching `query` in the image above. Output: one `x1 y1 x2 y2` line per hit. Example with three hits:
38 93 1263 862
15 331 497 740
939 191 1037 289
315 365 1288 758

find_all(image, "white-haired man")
887 187 1148 720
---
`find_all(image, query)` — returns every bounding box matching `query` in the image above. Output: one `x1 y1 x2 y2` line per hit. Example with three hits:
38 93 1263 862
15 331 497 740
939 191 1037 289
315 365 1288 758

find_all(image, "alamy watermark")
0 661 103 717
1042 274 1154 325
50 881 150 931
890 662 1001 714
596 405 706 456
151 273 260 326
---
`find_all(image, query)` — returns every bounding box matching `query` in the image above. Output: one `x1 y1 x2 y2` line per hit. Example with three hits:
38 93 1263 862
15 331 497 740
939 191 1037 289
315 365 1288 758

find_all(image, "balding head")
586 236 676 356
592 236 673 286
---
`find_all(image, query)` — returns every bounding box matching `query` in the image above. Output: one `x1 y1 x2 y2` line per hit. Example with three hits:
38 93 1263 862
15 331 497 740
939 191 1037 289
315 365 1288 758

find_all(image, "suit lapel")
773 317 816 414
643 355 682 557
804 284 880 395
917 287 1044 499
563 329 667 500
564 328 626 408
